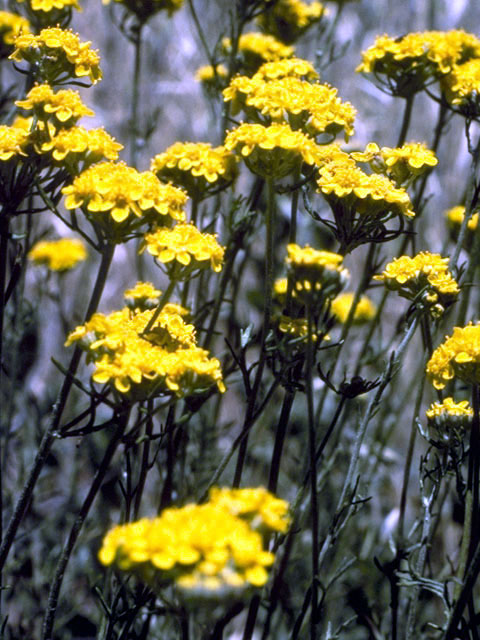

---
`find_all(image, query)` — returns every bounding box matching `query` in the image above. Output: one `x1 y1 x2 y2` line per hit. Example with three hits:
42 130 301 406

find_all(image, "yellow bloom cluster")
426 397 473 420
40 126 122 164
16 84 94 128
17 0 80 13
195 63 227 85
253 57 318 81
224 122 320 178
286 243 348 304
62 161 187 232
351 141 438 184
124 281 162 310
445 204 478 237
427 324 480 389
442 58 480 108
11 27 102 84
374 252 459 311
223 32 294 73
66 301 224 396
257 0 327 44
0 12 30 51
142 223 225 277
317 155 415 218
28 237 87 271
151 142 237 198
224 65 356 140
330 292 376 325
0 125 29 161
98 487 289 592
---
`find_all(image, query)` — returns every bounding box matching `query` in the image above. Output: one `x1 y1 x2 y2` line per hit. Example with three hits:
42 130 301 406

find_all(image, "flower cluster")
40 126 122 168
224 61 356 140
374 252 459 313
28 237 87 271
257 0 327 44
124 281 162 310
98 487 289 592
445 205 478 247
16 84 94 129
427 324 480 389
66 294 224 397
330 292 376 325
425 397 472 448
442 58 480 113
357 30 480 96
62 162 187 240
286 243 348 306
0 11 30 57
142 223 225 278
151 142 237 199
10 27 102 84
224 122 320 179
223 32 294 74
351 141 438 185
17 0 80 12
0 124 30 161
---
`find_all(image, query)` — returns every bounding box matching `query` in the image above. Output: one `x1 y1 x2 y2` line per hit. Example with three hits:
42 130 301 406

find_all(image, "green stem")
397 94 415 148
306 307 319 640
142 278 177 335
0 242 115 573
233 177 275 487
130 22 144 168
42 408 130 640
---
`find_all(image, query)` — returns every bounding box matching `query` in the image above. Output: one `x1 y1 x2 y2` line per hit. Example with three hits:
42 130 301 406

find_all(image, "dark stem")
268 388 296 494
397 94 415 148
242 594 260 640
130 22 144 168
42 408 130 639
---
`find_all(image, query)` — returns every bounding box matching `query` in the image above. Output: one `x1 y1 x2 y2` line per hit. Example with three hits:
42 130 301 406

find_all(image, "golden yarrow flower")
40 126 122 166
0 12 30 54
0 125 30 160
427 324 480 389
151 142 237 199
330 292 376 324
257 0 327 44
142 223 225 277
224 122 320 178
253 57 319 81
62 162 187 239
16 84 94 129
124 281 162 310
28 237 87 271
445 204 478 247
426 397 473 421
208 487 290 533
374 252 459 313
351 141 438 184
11 27 102 84
17 0 80 13
223 32 294 73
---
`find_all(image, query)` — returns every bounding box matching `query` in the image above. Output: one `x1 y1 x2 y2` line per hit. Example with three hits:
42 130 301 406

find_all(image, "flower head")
223 32 294 74
10 27 102 84
98 487 289 593
39 126 122 169
374 252 459 314
0 12 30 57
151 142 237 199
445 205 478 248
427 324 480 389
257 0 327 44
28 237 87 271
330 292 376 325
0 124 30 161
16 84 94 129
225 122 320 178
62 162 187 241
124 281 162 310
142 223 225 278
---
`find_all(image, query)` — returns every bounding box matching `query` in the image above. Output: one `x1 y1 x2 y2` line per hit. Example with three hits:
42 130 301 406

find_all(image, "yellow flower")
124 281 162 310
224 122 320 178
427 324 480 389
62 162 187 239
445 204 478 248
28 237 87 271
142 223 225 277
10 27 102 84
66 303 224 397
0 125 30 161
224 70 356 140
286 243 349 304
98 488 289 593
253 57 319 81
351 141 438 184
426 397 473 420
442 58 480 112
195 63 227 83
374 252 459 313
17 0 81 13
330 292 376 324
0 12 30 55
151 142 237 199
257 0 327 44
223 32 294 73
39 126 122 167
16 84 94 129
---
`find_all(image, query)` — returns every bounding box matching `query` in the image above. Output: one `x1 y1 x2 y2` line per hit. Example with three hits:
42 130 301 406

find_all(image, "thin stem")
397 94 415 148
268 389 296 494
233 176 275 487
42 408 130 639
242 595 260 640
0 242 115 573
142 278 177 335
306 307 319 640
130 22 144 168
